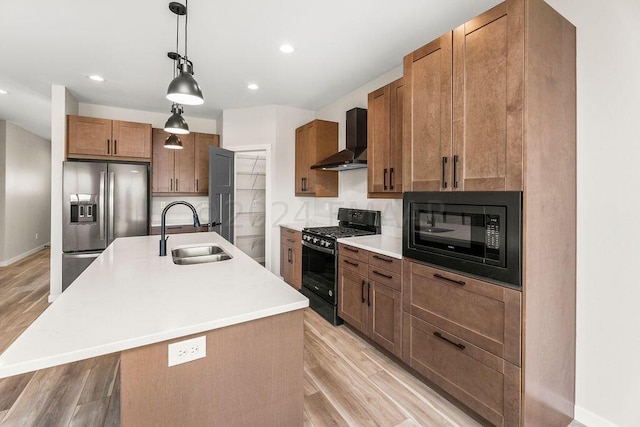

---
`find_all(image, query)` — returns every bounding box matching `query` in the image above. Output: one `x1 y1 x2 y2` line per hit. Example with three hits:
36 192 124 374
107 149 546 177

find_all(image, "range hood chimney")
310 107 367 171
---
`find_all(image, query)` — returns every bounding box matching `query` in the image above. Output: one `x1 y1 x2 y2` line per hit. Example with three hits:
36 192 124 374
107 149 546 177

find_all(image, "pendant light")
164 103 189 135
164 133 184 149
166 1 204 105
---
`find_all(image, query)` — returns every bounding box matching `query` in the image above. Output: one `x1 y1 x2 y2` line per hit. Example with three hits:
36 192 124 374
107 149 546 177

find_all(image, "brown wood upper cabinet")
368 78 403 198
152 129 219 195
294 120 338 197
403 1 523 192
67 115 152 161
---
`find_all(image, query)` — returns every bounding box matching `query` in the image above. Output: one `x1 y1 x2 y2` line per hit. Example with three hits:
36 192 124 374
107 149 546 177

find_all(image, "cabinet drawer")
368 265 401 291
280 227 301 245
403 314 520 427
369 252 401 274
403 260 521 366
338 244 369 263
338 255 369 278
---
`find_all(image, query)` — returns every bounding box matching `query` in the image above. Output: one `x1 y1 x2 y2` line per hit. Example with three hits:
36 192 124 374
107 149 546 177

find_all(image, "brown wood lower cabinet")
402 258 522 426
338 244 402 358
403 313 521 426
280 227 301 290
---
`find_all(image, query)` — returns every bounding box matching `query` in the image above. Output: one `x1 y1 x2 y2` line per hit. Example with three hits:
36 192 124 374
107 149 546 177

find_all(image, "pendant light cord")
174 11 179 78
184 0 188 60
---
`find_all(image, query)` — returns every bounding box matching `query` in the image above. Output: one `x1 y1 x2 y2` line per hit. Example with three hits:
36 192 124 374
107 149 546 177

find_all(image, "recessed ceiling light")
280 44 294 53
0 89 7 94
88 75 105 82
248 83 259 90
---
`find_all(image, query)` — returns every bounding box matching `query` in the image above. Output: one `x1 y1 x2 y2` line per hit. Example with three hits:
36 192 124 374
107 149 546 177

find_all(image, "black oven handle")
302 240 335 255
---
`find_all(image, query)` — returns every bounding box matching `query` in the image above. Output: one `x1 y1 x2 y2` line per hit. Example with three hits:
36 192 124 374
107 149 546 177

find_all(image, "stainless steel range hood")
311 107 367 171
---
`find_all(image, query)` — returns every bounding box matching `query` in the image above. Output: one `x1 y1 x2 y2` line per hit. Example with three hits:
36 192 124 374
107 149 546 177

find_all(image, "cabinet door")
452 2 523 191
368 85 390 195
388 78 404 193
290 242 302 290
370 281 402 358
112 121 151 159
67 116 112 157
403 34 453 192
194 133 219 194
337 268 368 333
294 126 308 195
280 243 293 285
174 133 195 193
152 129 175 193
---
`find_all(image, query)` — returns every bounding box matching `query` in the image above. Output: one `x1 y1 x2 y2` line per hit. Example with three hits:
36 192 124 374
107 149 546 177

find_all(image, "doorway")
226 145 272 269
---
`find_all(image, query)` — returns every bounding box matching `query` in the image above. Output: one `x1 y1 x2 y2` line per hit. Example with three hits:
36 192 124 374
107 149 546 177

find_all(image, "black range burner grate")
304 226 376 239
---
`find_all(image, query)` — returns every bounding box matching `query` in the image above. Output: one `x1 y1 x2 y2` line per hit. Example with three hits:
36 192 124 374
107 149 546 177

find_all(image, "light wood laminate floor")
0 249 584 426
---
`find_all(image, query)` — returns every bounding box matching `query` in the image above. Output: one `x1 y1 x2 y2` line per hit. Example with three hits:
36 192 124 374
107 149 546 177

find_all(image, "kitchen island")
0 232 308 425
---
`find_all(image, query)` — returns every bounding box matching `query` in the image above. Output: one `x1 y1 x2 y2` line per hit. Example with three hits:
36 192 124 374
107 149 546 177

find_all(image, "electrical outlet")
35 233 38 240
168 336 206 367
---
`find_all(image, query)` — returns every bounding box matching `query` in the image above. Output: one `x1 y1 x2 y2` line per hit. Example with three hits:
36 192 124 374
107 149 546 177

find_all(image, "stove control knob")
324 241 331 247
320 239 326 246
313 238 319 243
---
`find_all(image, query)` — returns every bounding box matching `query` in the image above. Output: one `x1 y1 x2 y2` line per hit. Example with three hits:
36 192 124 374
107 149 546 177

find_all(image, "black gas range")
300 208 381 325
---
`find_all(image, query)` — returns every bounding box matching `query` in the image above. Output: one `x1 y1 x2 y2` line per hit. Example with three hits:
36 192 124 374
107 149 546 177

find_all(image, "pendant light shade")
167 60 204 105
164 133 184 149
164 103 190 134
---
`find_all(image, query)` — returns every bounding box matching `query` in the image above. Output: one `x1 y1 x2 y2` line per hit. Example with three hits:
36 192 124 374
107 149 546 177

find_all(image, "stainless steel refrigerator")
62 161 149 290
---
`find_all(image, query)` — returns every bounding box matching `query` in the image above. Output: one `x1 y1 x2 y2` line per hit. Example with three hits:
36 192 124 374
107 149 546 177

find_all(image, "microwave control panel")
485 215 500 250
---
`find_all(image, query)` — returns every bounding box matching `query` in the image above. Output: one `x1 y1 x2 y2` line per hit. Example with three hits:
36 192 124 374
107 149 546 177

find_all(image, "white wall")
314 66 404 237
0 122 51 265
0 121 5 261
49 85 78 299
220 105 315 273
543 1 640 426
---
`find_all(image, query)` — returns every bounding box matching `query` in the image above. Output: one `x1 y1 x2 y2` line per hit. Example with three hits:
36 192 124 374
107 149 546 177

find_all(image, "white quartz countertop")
279 221 334 232
0 232 308 379
337 235 403 259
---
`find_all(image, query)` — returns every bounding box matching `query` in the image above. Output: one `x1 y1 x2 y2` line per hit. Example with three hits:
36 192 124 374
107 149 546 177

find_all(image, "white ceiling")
0 0 501 139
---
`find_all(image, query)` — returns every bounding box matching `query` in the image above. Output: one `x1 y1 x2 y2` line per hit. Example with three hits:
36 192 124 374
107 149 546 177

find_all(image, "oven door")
301 241 337 305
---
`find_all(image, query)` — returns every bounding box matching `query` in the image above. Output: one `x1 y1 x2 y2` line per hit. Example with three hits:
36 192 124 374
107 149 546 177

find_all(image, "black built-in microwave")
403 191 522 288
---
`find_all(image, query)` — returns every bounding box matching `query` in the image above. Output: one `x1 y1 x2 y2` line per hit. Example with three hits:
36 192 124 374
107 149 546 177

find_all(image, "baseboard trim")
0 244 49 267
575 405 619 427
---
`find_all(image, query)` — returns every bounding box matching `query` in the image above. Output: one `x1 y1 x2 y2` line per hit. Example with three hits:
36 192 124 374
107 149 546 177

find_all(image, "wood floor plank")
102 367 121 427
303 392 350 427
77 353 120 405
69 397 109 427
0 371 35 412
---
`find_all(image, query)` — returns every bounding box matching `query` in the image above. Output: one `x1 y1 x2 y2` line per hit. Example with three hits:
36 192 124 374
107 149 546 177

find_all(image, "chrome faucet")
159 201 201 256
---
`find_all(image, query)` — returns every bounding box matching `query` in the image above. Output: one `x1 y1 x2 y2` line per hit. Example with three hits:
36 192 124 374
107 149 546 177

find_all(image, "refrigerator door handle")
99 171 106 241
108 171 115 243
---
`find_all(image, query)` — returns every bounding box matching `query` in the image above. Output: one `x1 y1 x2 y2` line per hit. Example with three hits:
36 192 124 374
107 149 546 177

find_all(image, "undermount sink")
172 245 232 265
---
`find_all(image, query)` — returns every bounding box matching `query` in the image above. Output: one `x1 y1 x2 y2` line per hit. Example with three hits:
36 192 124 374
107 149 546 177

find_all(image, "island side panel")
120 310 304 427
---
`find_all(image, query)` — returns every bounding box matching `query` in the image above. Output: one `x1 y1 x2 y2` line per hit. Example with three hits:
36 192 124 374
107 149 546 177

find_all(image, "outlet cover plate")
168 336 206 367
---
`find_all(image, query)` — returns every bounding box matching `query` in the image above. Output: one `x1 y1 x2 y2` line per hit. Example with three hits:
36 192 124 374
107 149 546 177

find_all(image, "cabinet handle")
170 178 173 192
288 247 292 263
434 331 466 350
344 246 359 253
372 270 393 280
287 238 295 243
453 155 459 188
286 229 295 234
176 179 179 192
442 156 448 189
361 279 366 303
367 282 371 307
196 179 199 192
343 259 359 267
372 254 392 263
389 168 394 190
434 273 466 286
107 139 110 155
383 168 388 190
114 140 117 155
